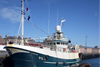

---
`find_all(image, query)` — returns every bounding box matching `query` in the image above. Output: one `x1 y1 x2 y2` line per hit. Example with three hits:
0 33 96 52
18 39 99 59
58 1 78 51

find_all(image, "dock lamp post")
85 36 87 53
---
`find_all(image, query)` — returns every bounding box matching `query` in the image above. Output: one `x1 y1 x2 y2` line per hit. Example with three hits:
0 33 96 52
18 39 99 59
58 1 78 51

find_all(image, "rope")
13 22 20 36
24 0 51 37
25 19 38 38
17 20 22 37
25 0 38 38
25 19 50 36
25 0 28 7
25 0 30 15
31 23 37 38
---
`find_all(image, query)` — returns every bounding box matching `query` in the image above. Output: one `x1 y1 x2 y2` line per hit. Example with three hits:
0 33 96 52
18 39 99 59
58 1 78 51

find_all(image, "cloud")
2 1 9 4
0 7 21 23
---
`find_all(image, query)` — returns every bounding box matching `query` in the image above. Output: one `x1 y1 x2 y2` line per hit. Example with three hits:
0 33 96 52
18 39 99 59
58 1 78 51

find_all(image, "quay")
82 53 100 60
80 45 100 60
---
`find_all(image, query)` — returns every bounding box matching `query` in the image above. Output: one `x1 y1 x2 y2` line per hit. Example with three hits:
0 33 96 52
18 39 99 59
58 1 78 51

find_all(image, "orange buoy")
73 50 75 53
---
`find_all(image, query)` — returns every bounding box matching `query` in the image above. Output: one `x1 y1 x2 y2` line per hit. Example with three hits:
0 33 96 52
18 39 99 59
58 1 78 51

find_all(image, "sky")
0 0 99 47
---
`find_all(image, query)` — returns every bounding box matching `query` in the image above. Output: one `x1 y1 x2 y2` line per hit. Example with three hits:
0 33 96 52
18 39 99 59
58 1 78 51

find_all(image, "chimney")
0 35 2 38
5 35 8 44
29 37 31 39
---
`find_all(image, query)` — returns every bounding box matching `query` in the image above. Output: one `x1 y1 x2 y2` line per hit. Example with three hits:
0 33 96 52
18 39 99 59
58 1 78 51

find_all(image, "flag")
61 19 66 26
61 19 66 23
28 15 30 21
26 7 28 11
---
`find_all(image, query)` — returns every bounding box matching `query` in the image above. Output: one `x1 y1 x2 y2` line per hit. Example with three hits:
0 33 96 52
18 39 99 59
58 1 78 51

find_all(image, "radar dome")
56 25 61 32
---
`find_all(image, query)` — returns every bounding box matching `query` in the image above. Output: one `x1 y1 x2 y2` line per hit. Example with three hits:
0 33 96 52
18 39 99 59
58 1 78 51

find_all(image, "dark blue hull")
5 47 81 67
10 52 81 67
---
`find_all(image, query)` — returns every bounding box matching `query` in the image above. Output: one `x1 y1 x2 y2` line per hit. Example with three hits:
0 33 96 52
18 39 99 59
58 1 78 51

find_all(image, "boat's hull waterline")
5 46 81 67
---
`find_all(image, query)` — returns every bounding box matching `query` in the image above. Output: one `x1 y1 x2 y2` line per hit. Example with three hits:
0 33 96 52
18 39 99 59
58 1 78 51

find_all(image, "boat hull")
5 46 82 67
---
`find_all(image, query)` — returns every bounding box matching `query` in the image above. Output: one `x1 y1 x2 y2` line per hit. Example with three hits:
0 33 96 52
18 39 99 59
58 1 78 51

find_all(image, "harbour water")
81 57 100 67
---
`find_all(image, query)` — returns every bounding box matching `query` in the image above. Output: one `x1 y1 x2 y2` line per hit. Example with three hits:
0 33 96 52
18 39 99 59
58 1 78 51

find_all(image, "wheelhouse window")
64 43 66 45
66 43 68 45
57 42 60 45
50 42 52 45
54 42 55 45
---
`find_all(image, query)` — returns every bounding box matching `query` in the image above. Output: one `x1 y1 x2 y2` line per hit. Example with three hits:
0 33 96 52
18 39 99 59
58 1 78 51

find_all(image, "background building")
0 35 35 45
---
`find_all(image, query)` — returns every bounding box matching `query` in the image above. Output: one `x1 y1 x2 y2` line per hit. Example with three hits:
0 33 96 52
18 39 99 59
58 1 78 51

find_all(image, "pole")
21 0 24 45
85 36 87 53
48 3 50 37
85 36 87 47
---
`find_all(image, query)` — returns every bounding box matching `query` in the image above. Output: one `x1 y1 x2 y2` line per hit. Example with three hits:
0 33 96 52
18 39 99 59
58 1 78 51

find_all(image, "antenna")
48 3 50 36
85 36 87 48
98 0 100 48
57 9 58 25
21 0 25 45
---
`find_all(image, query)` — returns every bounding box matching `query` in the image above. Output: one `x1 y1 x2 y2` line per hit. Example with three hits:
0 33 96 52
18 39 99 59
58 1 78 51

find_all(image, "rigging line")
98 0 100 46
57 9 58 25
26 19 38 38
17 20 22 37
25 0 49 37
25 19 50 36
48 2 50 36
25 0 30 15
25 0 28 7
25 0 38 38
13 22 20 36
31 23 37 38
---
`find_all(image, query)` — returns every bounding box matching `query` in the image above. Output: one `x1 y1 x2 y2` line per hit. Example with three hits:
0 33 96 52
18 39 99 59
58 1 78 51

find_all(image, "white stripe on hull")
5 45 80 59
44 61 79 64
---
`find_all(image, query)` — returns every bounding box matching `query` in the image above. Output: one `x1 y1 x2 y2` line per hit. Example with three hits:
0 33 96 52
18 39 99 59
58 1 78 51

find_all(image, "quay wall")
81 53 100 60
80 47 100 60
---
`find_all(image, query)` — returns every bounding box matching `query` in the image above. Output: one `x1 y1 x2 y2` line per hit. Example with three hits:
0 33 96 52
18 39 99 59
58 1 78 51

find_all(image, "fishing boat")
5 0 82 67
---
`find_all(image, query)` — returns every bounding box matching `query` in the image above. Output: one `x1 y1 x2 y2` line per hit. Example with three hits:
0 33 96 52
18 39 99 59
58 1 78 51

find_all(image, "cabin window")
64 43 67 45
57 42 60 44
50 42 52 45
66 43 68 45
54 43 55 45
61 43 63 45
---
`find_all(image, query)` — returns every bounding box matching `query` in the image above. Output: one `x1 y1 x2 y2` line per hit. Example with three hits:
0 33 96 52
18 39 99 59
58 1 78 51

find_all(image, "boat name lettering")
39 56 43 60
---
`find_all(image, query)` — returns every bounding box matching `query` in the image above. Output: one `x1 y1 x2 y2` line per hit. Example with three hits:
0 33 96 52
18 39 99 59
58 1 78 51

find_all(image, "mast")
21 0 24 45
48 3 50 37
